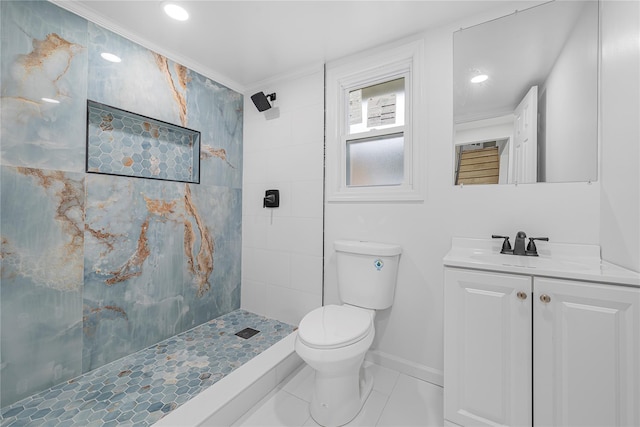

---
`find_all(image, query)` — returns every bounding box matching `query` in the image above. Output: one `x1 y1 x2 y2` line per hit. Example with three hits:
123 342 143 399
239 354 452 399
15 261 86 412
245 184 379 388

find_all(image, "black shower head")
251 91 276 112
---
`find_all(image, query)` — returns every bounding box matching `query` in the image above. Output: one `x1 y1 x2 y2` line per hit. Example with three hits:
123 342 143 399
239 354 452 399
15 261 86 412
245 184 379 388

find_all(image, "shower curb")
155 331 301 426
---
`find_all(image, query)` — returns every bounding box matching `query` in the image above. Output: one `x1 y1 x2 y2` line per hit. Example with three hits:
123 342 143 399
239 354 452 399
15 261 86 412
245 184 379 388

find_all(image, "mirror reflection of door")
513 86 538 184
453 1 598 185
454 86 539 186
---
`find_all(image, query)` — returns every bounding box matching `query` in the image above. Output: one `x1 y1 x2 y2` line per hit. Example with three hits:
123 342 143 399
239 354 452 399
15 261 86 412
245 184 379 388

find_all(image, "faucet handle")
526 237 549 256
492 235 512 254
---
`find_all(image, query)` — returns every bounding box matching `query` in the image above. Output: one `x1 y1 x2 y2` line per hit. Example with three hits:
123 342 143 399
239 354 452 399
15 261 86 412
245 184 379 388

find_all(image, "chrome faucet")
492 232 549 256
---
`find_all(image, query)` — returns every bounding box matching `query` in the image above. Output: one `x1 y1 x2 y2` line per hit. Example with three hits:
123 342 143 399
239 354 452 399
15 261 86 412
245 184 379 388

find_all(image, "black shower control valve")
526 237 549 256
492 235 512 254
263 189 279 208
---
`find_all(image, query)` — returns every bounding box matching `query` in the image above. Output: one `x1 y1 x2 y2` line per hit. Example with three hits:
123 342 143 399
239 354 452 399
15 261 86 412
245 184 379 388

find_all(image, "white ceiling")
53 0 518 92
453 0 593 122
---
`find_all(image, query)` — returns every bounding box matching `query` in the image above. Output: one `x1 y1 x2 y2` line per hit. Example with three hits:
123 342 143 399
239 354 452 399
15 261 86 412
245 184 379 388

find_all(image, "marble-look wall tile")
0 0 244 407
0 1 88 172
83 174 187 371
0 165 84 407
187 73 244 188
87 22 186 128
88 23 244 189
182 184 242 329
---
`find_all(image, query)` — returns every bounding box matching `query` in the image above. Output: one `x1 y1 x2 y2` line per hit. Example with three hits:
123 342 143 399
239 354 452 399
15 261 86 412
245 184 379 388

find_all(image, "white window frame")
326 39 425 202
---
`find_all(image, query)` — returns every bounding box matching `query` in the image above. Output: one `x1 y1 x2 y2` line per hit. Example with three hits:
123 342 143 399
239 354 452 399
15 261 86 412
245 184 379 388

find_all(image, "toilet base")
309 366 374 427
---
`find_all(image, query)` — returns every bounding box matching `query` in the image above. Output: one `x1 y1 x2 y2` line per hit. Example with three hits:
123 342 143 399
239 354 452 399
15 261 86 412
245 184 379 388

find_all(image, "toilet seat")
297 305 373 350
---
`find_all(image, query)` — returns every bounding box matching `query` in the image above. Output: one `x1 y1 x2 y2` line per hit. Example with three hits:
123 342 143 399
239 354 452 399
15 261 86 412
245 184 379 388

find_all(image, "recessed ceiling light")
163 2 189 21
471 74 489 84
41 97 60 104
100 52 122 63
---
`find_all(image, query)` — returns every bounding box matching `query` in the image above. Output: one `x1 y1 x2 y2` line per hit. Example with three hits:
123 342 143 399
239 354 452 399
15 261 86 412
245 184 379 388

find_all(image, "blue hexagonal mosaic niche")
87 100 200 183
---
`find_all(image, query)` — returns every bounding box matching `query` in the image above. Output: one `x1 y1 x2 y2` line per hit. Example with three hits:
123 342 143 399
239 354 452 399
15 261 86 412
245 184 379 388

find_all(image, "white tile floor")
232 361 444 427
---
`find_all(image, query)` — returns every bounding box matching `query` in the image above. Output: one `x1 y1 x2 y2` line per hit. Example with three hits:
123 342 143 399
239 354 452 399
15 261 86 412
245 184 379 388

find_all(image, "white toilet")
295 240 402 427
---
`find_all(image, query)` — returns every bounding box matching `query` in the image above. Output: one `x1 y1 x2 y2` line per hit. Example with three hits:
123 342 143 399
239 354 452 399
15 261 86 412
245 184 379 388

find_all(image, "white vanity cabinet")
443 238 640 427
444 268 533 427
533 278 640 427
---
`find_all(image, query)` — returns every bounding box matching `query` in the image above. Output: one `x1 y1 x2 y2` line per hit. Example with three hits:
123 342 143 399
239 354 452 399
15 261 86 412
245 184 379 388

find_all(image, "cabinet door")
444 268 532 427
534 278 640 426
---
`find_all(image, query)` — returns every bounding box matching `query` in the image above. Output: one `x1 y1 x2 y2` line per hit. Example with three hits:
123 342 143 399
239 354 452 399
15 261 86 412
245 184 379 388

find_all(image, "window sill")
326 187 424 203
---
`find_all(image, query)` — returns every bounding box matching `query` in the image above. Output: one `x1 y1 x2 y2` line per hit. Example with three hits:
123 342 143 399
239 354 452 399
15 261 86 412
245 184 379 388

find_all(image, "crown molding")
244 62 325 95
49 0 245 94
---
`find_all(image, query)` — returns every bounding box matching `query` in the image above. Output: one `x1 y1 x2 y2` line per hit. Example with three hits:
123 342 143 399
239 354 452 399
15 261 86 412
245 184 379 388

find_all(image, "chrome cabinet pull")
540 294 551 303
517 291 528 300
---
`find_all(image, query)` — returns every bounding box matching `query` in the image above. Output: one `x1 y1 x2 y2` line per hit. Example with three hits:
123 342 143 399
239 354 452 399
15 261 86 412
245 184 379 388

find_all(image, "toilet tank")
334 240 402 310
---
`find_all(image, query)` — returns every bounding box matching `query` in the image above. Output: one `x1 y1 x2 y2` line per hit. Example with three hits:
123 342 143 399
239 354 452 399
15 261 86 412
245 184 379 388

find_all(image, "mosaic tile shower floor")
0 310 295 427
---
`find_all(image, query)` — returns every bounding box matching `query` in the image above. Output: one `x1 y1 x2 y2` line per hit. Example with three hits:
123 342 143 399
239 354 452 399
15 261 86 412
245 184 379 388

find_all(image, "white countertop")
443 237 640 287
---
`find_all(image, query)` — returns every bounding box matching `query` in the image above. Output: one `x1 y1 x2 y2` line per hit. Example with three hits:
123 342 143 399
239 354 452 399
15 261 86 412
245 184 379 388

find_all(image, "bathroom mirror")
453 1 599 185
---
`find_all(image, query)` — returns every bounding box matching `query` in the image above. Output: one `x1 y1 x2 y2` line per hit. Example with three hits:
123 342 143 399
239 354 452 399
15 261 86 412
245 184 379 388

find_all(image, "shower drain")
235 327 260 339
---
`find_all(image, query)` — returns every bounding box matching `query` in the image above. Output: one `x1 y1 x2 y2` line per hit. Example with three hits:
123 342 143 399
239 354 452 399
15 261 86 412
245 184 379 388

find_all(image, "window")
346 78 405 187
326 40 424 202
347 132 404 186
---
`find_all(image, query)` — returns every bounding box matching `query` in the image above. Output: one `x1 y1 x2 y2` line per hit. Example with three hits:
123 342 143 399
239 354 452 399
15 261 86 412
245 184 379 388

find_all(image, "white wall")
241 68 325 325
454 115 514 146
599 0 640 272
541 1 598 183
239 0 639 388
324 4 602 386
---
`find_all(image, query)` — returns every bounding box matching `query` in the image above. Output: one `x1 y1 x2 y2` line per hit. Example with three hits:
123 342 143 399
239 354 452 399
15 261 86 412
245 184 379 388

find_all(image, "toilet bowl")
295 304 376 427
295 239 402 427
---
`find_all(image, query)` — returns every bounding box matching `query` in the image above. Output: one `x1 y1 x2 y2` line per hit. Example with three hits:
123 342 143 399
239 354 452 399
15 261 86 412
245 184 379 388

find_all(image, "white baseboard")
365 349 444 387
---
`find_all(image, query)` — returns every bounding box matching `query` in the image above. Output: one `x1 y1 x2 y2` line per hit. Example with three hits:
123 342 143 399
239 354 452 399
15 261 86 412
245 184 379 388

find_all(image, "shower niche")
86 100 201 183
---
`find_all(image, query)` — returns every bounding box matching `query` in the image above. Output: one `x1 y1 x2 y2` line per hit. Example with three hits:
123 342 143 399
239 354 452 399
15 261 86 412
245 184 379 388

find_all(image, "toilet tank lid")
334 240 402 256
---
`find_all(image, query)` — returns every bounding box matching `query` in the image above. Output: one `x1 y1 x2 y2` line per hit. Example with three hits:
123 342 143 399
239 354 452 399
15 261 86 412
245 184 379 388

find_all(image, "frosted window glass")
346 134 404 187
349 78 405 135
